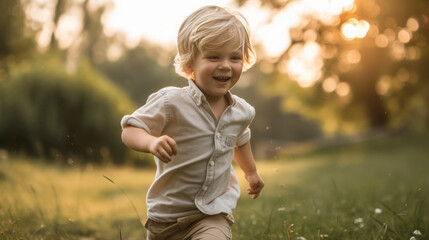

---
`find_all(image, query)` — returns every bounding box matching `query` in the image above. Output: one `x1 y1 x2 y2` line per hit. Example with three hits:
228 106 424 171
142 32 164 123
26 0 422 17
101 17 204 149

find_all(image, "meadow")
0 132 428 240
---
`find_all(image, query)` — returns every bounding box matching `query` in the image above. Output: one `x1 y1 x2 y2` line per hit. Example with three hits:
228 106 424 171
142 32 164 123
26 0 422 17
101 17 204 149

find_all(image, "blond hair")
174 5 256 79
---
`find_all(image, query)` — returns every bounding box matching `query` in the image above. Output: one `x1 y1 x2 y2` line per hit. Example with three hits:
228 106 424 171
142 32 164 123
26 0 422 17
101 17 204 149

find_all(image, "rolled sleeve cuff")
121 115 151 134
235 127 251 147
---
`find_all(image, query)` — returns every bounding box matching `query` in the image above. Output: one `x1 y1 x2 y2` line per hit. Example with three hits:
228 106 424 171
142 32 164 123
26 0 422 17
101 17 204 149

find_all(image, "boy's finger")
158 149 172 163
247 189 260 199
250 182 263 191
161 141 174 156
167 138 178 155
248 183 263 199
247 187 261 195
158 135 176 156
250 183 259 190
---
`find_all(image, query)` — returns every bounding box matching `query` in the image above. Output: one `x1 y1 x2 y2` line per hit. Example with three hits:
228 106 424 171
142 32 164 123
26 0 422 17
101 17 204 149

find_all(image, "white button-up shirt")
121 80 255 223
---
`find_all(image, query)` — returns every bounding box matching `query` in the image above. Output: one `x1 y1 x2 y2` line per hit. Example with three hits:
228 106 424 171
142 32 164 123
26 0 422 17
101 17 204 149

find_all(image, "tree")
236 0 429 133
0 0 35 74
21 0 113 66
80 0 113 65
96 40 185 104
49 0 67 49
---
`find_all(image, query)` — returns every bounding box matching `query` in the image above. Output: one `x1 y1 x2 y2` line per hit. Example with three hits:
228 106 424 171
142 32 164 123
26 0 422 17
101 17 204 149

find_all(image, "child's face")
191 36 243 102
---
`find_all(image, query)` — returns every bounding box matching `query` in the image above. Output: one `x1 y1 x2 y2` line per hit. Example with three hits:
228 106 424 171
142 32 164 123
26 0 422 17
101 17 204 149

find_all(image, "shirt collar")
186 79 235 106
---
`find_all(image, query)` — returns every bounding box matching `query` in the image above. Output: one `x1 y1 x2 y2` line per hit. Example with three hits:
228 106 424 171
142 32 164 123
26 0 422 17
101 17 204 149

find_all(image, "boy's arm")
234 141 264 199
121 126 177 163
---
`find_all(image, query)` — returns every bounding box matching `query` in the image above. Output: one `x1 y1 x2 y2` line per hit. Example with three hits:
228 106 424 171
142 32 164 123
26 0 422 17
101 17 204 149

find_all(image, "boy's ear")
184 63 193 75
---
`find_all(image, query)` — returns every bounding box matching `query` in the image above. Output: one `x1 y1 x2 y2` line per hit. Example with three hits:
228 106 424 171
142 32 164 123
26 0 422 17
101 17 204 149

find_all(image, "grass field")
0 132 428 240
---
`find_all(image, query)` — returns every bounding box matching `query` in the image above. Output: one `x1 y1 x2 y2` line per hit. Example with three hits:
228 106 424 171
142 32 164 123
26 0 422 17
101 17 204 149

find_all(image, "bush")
0 56 147 165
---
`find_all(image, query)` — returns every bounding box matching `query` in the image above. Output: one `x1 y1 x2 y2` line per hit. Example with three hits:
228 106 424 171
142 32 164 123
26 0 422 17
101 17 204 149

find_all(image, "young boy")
121 5 264 239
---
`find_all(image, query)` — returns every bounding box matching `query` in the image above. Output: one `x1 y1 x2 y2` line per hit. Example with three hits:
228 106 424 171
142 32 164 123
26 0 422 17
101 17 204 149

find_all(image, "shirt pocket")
224 135 237 149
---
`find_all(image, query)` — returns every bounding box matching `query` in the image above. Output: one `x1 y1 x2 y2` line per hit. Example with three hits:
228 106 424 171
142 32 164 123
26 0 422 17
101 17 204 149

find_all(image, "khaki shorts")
145 212 234 240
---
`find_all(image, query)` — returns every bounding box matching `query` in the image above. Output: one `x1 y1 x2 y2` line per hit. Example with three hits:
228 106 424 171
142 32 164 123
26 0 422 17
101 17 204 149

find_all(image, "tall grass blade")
370 215 397 237
103 175 145 232
30 185 46 222
75 166 84 219
378 201 408 227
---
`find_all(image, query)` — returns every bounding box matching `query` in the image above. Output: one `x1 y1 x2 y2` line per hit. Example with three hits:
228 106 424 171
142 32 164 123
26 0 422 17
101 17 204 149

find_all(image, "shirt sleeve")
235 103 256 147
120 91 167 137
235 127 251 147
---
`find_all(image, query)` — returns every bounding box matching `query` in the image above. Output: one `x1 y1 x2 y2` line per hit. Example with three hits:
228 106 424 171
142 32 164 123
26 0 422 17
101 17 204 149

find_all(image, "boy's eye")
206 56 218 60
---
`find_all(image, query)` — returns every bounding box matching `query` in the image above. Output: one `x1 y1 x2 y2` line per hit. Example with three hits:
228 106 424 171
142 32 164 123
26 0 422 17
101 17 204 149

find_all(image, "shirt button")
216 132 221 139
210 161 214 166
203 186 208 191
197 200 202 205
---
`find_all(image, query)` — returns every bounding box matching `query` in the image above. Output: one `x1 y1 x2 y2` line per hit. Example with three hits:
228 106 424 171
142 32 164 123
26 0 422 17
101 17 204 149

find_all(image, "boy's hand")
149 135 177 163
245 173 264 199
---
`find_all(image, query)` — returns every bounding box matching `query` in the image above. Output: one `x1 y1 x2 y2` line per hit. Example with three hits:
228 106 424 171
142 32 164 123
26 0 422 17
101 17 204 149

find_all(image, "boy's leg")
145 219 184 240
145 213 207 240
184 213 234 240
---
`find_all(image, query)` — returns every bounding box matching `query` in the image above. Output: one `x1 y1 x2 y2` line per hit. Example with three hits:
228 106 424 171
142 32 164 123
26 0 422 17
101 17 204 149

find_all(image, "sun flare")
341 18 370 40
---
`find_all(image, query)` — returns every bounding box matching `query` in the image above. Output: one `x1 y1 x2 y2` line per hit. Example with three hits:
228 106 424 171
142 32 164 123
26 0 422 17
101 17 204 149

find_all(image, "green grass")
234 132 429 240
1 132 428 239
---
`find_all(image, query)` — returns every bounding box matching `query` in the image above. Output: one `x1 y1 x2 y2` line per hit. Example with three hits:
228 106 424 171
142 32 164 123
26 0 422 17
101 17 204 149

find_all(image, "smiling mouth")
213 76 231 82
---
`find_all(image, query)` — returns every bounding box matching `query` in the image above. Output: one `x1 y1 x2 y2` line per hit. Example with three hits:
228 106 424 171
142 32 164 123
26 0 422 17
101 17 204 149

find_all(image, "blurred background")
1 0 428 166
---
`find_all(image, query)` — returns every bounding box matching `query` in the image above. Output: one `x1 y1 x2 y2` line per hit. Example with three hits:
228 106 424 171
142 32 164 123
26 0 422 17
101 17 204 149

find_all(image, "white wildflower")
278 207 286 211
374 208 382 214
297 237 307 240
413 230 422 235
354 218 363 224
410 237 416 240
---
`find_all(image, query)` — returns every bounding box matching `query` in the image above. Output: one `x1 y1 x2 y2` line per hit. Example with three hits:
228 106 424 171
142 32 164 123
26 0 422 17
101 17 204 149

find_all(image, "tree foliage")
0 0 151 164
0 0 35 74
0 55 142 164
237 0 429 133
96 41 184 104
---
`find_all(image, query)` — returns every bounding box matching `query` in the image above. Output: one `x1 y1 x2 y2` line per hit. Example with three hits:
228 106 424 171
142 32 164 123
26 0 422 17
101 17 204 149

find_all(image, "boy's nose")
218 60 231 71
